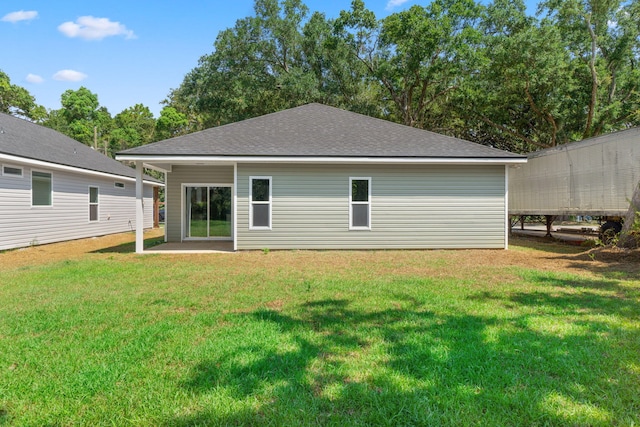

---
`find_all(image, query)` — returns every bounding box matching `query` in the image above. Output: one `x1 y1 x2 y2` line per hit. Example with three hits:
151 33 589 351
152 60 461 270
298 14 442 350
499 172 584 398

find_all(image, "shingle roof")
118 103 525 159
0 113 161 182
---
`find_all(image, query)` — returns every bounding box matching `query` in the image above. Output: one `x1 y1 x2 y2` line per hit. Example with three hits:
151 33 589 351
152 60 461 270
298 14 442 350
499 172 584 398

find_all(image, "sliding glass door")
185 185 232 240
208 187 232 238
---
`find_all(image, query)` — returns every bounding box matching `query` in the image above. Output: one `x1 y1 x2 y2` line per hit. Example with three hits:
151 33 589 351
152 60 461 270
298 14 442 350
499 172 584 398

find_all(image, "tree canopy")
39 88 188 159
166 0 640 153
0 70 45 121
3 0 639 155
165 0 379 128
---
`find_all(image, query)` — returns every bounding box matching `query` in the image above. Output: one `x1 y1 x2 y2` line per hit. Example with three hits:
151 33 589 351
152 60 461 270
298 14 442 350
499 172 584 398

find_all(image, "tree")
110 104 156 152
301 11 380 116
60 87 99 123
619 180 640 248
166 0 379 128
458 0 576 151
45 87 113 147
167 0 313 127
155 106 189 141
0 70 45 120
164 0 639 153
335 0 484 130
540 0 640 138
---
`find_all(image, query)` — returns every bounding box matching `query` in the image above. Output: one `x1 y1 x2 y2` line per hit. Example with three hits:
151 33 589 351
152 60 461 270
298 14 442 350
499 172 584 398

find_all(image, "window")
114 182 125 189
250 176 271 230
349 177 371 230
2 165 23 177
89 187 99 221
32 171 52 206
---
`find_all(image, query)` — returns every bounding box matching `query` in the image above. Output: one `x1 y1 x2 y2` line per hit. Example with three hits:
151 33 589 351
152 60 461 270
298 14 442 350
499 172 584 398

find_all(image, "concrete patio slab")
145 241 235 253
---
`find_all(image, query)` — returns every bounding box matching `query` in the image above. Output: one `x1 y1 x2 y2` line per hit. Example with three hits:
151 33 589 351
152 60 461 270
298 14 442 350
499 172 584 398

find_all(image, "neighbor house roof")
0 113 161 184
117 103 525 161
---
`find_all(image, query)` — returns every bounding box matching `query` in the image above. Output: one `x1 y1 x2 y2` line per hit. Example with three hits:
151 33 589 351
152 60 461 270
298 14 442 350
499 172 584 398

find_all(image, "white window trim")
349 177 371 231
2 164 23 178
249 176 272 230
31 169 53 208
114 181 125 189
89 186 99 222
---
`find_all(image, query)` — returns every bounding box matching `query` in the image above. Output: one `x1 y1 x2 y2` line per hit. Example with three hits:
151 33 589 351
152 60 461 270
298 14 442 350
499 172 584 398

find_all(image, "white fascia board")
115 155 528 166
0 152 164 187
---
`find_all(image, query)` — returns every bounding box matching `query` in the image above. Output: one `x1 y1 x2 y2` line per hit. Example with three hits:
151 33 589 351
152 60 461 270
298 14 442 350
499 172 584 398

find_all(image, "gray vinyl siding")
165 165 234 242
0 162 154 251
237 164 506 249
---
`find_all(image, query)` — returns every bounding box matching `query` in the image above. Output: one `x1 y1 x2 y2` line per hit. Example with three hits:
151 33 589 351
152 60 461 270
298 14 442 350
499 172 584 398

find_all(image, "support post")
135 161 144 254
545 215 555 237
153 186 159 228
164 172 168 242
233 162 238 251
504 165 509 250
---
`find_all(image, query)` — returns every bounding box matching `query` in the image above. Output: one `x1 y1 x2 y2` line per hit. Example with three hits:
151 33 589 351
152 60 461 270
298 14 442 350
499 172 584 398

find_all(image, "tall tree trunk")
619 181 640 248
583 13 599 139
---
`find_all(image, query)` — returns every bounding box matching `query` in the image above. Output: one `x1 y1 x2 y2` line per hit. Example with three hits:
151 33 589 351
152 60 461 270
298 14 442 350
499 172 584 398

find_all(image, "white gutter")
1 152 163 186
115 154 527 166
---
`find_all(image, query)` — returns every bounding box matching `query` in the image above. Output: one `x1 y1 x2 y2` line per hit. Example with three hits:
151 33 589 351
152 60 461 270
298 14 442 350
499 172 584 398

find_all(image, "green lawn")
1 240 639 426
188 219 231 238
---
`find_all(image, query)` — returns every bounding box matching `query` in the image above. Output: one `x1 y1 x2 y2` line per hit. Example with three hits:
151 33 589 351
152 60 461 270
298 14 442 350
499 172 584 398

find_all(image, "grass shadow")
171 285 640 425
185 337 319 399
563 255 640 281
470 271 640 319
512 236 640 281
509 236 588 255
91 235 165 254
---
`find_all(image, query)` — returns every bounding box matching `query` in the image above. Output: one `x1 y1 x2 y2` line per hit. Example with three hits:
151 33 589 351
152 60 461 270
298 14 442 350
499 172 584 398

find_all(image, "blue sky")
2 0 538 118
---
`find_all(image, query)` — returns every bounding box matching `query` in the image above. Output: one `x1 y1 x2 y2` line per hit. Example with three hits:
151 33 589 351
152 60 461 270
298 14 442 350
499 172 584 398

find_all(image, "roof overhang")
1 152 164 186
115 155 528 173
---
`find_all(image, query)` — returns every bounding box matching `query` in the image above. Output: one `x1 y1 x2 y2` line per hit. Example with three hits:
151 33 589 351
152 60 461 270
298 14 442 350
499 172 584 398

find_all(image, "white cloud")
26 74 44 84
1 10 38 23
385 0 409 10
58 16 135 40
52 70 88 82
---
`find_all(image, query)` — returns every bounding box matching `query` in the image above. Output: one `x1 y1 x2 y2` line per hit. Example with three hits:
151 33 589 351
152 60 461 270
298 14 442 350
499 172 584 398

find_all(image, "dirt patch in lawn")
1 230 638 279
0 228 164 271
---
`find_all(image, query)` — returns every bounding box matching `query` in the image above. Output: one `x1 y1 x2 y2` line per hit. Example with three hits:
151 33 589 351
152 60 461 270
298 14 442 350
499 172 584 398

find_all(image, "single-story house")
116 103 526 253
0 112 162 251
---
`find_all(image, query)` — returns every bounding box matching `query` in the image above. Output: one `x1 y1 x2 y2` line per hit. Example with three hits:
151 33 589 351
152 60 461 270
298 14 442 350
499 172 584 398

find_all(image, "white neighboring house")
0 113 162 251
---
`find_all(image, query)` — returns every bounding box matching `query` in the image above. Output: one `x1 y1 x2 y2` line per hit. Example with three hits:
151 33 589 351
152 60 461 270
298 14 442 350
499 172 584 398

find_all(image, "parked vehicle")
509 127 640 240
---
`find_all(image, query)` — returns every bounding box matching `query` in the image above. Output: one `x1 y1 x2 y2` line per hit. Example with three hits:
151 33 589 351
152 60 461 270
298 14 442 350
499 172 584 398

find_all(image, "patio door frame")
182 183 234 241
